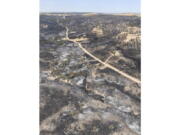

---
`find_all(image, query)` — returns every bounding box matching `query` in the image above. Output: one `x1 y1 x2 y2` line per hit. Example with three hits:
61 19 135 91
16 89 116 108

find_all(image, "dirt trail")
64 27 141 84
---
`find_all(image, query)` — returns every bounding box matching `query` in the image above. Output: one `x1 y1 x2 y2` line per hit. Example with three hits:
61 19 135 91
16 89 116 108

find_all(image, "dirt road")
64 27 141 84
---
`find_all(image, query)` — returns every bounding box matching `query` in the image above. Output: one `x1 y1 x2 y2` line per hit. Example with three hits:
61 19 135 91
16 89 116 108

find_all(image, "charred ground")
40 13 141 135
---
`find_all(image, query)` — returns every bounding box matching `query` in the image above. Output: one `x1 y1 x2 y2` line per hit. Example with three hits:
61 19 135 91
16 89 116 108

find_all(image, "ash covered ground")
40 13 141 135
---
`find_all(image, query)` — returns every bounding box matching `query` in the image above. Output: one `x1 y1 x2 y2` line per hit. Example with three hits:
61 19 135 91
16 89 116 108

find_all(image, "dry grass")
92 27 103 36
82 13 98 16
124 34 140 43
112 13 140 17
127 27 140 33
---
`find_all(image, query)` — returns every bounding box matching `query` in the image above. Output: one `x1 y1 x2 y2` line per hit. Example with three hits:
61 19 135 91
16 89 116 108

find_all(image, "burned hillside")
40 13 141 135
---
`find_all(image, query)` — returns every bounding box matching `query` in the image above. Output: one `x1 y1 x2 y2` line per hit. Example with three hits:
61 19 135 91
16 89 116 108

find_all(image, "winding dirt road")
64 27 141 84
